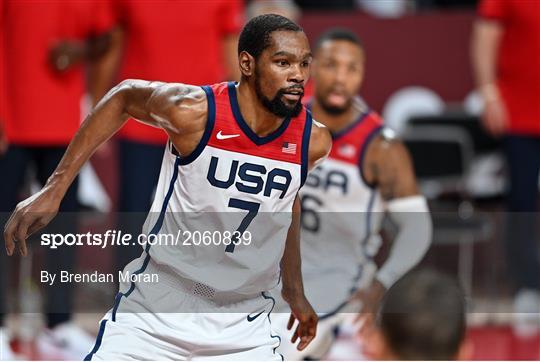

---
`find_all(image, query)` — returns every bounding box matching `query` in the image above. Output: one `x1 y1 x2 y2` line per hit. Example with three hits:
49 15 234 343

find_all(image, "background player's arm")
355 133 432 317
4 80 206 256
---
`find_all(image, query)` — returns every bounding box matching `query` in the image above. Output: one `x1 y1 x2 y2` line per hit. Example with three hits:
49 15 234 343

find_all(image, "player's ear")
239 51 255 77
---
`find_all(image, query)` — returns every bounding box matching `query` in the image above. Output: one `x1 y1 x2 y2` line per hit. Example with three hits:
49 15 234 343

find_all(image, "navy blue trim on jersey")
84 319 108 360
349 265 365 296
176 85 216 165
319 189 376 321
85 157 181 360
227 82 292 146
261 291 284 361
318 299 349 321
305 101 371 141
331 111 371 141
300 110 313 187
358 125 384 188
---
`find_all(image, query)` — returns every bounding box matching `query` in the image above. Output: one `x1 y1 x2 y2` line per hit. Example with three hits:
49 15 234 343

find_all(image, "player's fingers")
15 217 31 256
295 317 315 351
4 214 19 256
287 313 295 330
26 216 48 237
297 334 315 351
291 323 299 344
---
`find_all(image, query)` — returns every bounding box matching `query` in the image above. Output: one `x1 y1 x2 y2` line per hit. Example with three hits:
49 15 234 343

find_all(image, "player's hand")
481 97 508 137
49 40 85 72
350 279 386 334
286 295 318 351
4 189 61 256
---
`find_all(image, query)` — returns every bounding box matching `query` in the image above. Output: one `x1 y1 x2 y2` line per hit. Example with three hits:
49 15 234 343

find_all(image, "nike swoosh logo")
216 131 240 140
247 310 265 322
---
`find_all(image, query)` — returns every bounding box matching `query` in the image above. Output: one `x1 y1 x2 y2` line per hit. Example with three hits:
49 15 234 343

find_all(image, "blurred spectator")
363 269 470 360
102 1 244 271
471 0 540 333
0 1 114 359
356 0 410 18
247 0 301 22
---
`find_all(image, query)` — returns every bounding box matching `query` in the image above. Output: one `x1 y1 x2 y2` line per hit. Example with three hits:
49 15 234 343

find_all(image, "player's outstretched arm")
354 132 432 322
4 80 205 256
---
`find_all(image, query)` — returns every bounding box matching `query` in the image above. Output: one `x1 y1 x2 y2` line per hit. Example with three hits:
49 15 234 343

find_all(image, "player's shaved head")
376 269 467 360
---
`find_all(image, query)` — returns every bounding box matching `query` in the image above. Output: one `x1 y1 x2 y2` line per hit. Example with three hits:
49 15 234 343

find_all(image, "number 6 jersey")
299 102 386 313
141 82 313 295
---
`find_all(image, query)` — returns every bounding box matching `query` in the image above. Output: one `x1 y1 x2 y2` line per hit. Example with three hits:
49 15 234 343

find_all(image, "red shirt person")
473 0 540 137
472 0 540 319
115 0 244 144
3 0 114 145
0 1 114 359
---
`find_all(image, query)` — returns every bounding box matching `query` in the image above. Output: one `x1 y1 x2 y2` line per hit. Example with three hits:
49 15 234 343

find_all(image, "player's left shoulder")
307 118 332 169
369 127 404 154
366 126 413 174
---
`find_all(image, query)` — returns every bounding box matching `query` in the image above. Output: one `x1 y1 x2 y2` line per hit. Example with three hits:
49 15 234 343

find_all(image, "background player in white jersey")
4 15 332 360
274 28 432 360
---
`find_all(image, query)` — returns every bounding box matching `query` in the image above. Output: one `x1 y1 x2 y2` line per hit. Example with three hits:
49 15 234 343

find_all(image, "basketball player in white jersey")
4 15 332 360
274 29 432 360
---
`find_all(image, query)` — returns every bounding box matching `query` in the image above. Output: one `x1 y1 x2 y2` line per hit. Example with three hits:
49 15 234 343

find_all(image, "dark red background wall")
301 10 476 112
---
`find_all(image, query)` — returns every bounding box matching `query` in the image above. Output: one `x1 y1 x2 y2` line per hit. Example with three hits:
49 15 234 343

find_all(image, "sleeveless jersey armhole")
175 85 216 166
358 125 384 188
300 110 314 187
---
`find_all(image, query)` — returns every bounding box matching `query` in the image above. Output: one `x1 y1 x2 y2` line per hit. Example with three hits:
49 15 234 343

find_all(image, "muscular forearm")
280 196 305 302
471 20 503 92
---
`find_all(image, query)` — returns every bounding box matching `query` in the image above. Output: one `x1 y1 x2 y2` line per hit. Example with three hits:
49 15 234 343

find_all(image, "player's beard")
254 71 303 118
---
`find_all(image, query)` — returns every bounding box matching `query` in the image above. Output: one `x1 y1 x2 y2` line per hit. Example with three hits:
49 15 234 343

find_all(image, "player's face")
313 40 365 115
254 30 312 118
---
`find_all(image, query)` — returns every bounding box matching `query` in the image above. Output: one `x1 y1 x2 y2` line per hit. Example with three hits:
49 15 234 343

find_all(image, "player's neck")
235 81 289 137
311 99 361 134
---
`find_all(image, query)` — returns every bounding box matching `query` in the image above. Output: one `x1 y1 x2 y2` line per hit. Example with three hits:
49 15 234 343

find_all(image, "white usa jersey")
140 82 312 295
300 107 385 313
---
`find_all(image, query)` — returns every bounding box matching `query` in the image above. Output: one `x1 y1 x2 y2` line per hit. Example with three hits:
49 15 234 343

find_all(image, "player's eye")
276 59 289 67
323 61 335 69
